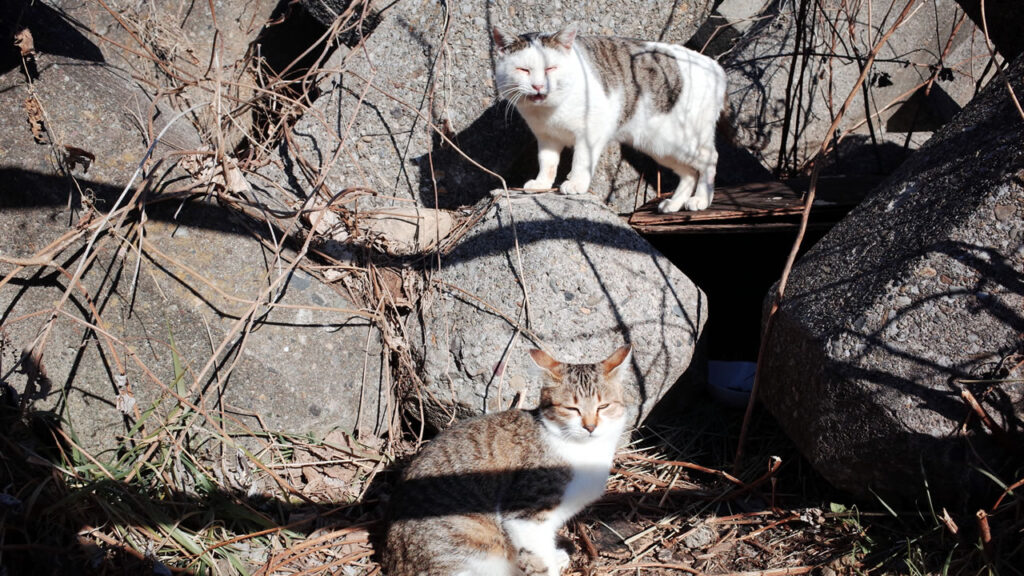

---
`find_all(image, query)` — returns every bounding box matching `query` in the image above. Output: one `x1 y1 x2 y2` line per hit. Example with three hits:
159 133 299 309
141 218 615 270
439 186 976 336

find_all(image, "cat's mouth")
527 93 547 103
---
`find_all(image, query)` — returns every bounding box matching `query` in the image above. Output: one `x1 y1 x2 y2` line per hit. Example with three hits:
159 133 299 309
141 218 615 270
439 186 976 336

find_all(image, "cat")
383 345 633 576
492 24 726 212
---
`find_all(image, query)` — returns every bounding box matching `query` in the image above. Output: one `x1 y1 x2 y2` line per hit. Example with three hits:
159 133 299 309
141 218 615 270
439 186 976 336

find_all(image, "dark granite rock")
759 55 1024 505
956 0 1024 60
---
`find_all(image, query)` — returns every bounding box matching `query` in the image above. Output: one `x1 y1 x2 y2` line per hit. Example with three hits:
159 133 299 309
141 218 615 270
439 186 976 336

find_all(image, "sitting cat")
493 24 726 212
383 346 633 576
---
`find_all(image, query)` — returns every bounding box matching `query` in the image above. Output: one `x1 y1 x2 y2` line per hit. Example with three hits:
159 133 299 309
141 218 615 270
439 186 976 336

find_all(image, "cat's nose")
582 422 596 433
531 84 545 93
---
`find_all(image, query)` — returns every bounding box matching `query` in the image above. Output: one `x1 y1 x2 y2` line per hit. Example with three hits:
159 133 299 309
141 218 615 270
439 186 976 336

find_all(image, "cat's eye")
597 403 611 411
516 67 530 74
545 66 557 73
561 405 581 415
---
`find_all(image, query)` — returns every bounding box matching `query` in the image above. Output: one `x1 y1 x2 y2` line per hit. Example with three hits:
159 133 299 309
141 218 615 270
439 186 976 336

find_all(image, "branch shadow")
761 174 1024 506
1 397 768 575
0 400 388 574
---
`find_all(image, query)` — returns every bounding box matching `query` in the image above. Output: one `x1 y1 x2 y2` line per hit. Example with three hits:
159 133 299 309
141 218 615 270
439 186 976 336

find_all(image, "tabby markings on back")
383 346 633 576
493 24 726 213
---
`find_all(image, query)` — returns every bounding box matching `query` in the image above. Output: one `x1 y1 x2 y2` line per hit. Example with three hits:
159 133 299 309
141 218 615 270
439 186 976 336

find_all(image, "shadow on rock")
414 103 535 209
1 0 104 76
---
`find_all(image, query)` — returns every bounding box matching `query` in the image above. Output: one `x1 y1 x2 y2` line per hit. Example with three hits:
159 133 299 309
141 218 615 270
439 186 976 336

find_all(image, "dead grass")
2 1 1023 575
4 384 1022 575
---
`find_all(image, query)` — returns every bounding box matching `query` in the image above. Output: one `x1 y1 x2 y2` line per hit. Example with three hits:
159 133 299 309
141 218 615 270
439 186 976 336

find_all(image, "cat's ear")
601 345 632 382
551 23 578 51
529 349 564 379
492 26 514 54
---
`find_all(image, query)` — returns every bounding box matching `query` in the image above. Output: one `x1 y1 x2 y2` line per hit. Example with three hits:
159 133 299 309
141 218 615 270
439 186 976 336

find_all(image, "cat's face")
530 346 631 442
492 25 578 108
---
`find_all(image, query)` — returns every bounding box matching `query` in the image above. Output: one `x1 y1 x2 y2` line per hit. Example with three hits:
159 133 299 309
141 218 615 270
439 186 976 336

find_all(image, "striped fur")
493 24 726 212
383 346 632 576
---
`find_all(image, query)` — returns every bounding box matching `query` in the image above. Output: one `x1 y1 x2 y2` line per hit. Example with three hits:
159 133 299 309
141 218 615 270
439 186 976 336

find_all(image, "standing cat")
383 346 633 576
493 24 726 212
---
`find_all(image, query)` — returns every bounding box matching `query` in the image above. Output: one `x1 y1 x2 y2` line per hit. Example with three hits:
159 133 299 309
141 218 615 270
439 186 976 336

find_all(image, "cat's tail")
716 93 737 147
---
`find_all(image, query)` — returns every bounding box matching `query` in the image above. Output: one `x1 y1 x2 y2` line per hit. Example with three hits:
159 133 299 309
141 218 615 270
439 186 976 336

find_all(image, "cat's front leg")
523 139 563 191
503 519 567 576
516 548 569 576
561 136 608 195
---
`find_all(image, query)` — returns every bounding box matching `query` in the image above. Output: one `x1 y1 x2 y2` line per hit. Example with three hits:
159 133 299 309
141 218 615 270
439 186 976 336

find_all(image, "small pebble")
681 524 716 550
994 204 1015 221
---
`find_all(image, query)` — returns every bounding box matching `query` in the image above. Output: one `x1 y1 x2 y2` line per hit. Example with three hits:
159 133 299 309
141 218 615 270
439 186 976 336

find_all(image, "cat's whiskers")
500 88 525 122
505 96 522 122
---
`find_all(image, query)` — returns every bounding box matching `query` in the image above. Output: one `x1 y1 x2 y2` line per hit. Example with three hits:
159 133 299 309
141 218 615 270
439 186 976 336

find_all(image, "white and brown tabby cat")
383 346 633 576
493 24 726 212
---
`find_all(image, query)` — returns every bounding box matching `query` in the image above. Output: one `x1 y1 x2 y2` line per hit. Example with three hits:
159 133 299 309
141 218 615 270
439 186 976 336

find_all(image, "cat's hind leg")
684 148 718 211
454 554 519 576
657 149 717 212
656 162 698 213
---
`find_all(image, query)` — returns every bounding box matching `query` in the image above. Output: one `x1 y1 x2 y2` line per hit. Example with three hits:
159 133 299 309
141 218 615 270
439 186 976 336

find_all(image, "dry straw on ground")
1 0 1022 575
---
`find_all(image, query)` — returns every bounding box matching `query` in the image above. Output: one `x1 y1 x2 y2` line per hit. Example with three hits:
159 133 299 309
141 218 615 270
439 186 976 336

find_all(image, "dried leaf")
181 153 251 194
223 161 251 194
354 207 458 256
24 96 47 144
115 392 136 415
13 28 35 58
64 146 96 173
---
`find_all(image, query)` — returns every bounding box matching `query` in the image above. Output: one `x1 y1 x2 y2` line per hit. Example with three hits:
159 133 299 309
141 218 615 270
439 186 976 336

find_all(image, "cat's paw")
552 548 571 573
657 198 683 213
516 550 548 576
522 179 554 192
683 196 710 211
560 178 590 195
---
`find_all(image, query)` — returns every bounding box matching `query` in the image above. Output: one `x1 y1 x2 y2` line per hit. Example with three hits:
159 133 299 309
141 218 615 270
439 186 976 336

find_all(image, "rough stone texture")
724 0 992 177
410 193 707 431
40 0 277 150
0 12 389 452
759 56 1024 504
0 191 389 454
0 32 200 193
269 0 714 214
31 0 273 71
0 0 279 185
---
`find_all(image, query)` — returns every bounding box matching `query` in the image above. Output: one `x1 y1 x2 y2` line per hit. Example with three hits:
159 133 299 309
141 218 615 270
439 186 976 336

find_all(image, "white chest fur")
543 424 623 524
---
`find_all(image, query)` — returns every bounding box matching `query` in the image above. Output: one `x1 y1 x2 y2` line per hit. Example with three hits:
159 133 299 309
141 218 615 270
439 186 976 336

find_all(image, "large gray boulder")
0 24 388 453
0 190 389 454
410 192 707 430
270 0 714 214
38 0 278 152
725 0 991 177
759 56 1024 503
